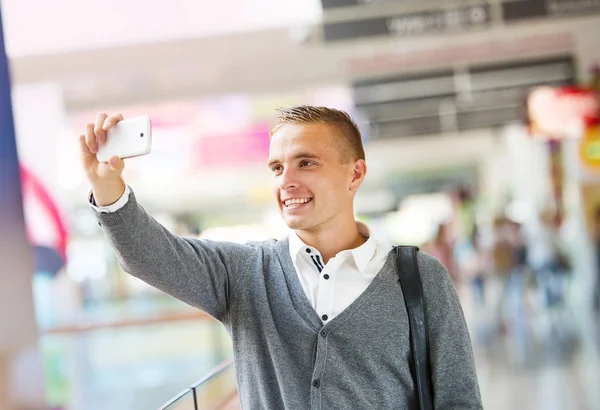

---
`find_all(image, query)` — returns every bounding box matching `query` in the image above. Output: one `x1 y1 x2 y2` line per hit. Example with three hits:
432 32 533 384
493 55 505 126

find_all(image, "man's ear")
350 160 367 192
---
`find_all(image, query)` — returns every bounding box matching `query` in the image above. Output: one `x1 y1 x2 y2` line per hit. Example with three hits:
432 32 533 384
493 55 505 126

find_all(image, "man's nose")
280 168 298 190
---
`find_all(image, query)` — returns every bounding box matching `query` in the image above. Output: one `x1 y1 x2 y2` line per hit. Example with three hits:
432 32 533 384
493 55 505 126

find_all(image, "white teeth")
284 198 311 207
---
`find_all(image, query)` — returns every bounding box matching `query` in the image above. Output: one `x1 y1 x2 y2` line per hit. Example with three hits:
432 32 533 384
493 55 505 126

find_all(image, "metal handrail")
158 388 195 410
158 358 235 410
190 358 234 389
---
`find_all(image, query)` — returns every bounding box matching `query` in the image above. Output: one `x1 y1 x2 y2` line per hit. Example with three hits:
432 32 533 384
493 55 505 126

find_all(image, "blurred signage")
322 0 599 42
503 0 600 21
322 0 404 8
580 126 600 170
353 56 575 138
346 32 573 75
527 86 599 139
193 123 271 168
323 4 491 41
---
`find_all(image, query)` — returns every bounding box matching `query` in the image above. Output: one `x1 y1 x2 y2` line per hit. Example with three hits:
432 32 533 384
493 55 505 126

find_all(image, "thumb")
108 156 125 173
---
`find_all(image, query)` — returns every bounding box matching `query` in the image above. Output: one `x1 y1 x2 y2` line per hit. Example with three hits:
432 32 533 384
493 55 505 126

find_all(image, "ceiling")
7 15 590 112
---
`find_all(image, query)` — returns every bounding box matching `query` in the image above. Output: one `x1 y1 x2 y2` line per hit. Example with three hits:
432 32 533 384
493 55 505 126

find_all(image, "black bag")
395 246 434 410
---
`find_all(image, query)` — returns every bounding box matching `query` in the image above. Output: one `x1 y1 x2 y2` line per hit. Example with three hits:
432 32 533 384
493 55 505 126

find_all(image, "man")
80 106 482 409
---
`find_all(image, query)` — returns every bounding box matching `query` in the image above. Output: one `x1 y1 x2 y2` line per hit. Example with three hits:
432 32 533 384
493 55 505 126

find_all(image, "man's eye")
271 165 283 173
300 160 314 167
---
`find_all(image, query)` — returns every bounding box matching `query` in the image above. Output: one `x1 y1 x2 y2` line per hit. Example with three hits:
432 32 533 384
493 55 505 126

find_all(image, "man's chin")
282 216 308 231
283 220 302 230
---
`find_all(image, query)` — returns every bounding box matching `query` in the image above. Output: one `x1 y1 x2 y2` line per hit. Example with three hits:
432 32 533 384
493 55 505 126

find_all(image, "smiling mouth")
283 198 313 208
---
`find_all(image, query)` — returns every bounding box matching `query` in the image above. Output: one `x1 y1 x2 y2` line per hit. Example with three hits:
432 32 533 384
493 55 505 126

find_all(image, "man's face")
268 123 365 233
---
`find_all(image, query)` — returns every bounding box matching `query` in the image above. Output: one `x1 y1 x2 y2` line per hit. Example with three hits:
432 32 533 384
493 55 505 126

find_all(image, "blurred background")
1 0 600 409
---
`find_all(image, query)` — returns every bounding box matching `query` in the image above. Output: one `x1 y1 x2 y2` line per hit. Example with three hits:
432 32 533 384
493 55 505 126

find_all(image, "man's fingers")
94 112 108 144
79 134 98 168
79 134 91 155
102 113 124 130
85 123 98 154
108 155 125 173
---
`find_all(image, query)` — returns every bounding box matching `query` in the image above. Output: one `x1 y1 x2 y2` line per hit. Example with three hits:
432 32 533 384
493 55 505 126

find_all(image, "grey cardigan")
95 189 483 409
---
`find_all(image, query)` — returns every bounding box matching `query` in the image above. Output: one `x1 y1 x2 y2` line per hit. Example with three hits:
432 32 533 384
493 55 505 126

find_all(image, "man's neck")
295 218 367 264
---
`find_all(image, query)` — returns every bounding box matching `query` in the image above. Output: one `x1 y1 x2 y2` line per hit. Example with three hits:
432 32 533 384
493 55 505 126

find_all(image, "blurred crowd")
419 188 595 361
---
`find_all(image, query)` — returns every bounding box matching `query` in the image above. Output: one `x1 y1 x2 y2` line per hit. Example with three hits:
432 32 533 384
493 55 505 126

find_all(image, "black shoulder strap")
395 246 434 410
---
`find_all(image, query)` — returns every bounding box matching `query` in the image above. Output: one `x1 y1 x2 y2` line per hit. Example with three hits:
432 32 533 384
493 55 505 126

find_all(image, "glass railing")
40 304 233 410
159 359 237 410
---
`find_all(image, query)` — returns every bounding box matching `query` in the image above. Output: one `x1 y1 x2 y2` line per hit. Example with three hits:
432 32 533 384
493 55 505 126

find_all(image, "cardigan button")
312 379 320 388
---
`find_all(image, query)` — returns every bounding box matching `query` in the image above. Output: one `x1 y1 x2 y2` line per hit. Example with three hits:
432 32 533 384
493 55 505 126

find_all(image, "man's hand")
79 112 127 206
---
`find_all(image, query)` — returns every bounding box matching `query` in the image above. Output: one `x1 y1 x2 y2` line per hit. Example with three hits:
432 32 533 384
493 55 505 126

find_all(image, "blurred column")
0 4 47 409
503 123 552 216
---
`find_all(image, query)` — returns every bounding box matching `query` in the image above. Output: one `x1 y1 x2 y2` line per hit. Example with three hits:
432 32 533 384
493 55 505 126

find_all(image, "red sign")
528 86 599 139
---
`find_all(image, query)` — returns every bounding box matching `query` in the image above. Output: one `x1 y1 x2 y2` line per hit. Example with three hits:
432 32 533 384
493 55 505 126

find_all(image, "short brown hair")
269 105 366 163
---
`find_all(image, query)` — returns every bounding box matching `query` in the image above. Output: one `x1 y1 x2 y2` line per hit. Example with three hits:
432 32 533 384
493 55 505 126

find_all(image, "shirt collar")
287 221 378 275
352 222 377 274
288 230 309 263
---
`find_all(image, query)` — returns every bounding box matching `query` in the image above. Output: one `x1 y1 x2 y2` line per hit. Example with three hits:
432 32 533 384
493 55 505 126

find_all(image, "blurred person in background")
448 186 484 300
527 208 576 343
452 186 477 246
79 106 482 409
490 216 519 333
463 224 495 345
508 222 529 321
527 208 568 310
493 218 531 347
421 222 458 285
467 225 488 308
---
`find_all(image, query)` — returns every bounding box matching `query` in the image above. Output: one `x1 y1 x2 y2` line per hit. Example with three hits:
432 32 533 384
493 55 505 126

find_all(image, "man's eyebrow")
293 152 320 160
267 153 321 168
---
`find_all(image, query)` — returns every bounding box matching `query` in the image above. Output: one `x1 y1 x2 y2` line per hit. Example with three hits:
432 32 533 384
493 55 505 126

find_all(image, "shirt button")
312 379 320 388
321 330 327 337
306 248 311 254
322 315 328 321
323 274 330 280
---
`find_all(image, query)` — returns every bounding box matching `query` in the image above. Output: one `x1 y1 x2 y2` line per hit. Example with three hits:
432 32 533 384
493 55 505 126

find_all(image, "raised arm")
93 189 255 321
81 112 256 321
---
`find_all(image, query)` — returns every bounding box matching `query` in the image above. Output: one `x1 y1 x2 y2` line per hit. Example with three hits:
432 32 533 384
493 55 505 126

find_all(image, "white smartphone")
96 116 152 163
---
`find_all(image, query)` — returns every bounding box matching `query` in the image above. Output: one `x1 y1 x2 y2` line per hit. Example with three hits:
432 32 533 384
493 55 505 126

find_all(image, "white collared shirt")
288 223 393 323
